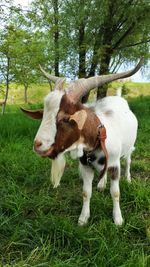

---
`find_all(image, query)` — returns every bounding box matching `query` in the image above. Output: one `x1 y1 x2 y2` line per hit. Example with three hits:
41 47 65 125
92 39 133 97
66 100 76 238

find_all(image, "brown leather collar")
97 122 108 179
82 118 108 179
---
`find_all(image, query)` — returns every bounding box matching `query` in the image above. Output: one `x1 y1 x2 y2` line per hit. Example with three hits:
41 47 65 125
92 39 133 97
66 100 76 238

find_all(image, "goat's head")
21 58 144 159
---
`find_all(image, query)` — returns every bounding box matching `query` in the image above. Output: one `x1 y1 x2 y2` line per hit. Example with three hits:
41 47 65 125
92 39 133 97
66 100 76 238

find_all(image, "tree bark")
78 21 87 103
53 0 59 76
24 85 28 103
78 22 86 79
2 56 10 115
97 47 112 100
88 30 102 78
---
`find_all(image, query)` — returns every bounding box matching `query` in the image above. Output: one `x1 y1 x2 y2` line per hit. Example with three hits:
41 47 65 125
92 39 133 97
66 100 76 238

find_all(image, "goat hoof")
127 178 131 183
114 216 124 226
78 215 89 226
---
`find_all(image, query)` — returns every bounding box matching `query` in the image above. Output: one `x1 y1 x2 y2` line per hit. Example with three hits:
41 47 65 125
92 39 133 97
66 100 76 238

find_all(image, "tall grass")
0 97 150 266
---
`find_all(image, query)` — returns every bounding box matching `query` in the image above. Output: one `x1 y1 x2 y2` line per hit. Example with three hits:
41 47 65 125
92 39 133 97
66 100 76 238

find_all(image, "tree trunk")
24 85 28 103
48 81 53 91
53 0 59 76
78 22 87 103
2 56 10 115
82 31 101 103
88 31 101 77
97 48 111 100
79 22 86 79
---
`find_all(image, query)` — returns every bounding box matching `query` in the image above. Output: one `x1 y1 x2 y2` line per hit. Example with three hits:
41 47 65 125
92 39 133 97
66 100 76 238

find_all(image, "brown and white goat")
22 58 143 225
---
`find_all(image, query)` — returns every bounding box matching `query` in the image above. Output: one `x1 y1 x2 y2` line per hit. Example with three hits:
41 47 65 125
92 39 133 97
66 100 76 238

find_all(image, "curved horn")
66 57 144 102
39 64 65 90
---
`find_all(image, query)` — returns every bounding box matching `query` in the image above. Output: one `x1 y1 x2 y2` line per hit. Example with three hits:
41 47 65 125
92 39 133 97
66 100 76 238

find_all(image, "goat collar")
83 119 108 179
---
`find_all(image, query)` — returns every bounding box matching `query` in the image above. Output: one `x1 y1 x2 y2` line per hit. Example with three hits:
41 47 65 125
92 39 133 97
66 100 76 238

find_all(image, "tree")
1 0 149 109
62 0 150 99
30 0 65 76
0 0 22 113
0 2 47 107
11 29 46 103
53 0 60 76
0 26 15 114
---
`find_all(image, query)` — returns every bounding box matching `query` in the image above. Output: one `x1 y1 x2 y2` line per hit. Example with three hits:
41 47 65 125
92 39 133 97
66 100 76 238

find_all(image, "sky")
134 71 149 83
13 0 149 82
14 0 30 8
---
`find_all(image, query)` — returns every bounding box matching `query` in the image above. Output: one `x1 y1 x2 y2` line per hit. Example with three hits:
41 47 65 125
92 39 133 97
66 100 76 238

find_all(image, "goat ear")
69 110 87 130
20 107 43 120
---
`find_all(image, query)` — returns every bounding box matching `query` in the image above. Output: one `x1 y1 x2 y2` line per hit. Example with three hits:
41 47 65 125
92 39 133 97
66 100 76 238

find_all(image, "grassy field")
0 96 150 266
0 81 150 105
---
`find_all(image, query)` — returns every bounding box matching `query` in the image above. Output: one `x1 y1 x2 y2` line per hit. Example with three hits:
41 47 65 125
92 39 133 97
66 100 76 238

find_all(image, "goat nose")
34 139 42 149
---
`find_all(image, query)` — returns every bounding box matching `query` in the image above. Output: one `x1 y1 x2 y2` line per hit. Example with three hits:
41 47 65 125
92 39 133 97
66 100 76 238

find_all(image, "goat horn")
66 57 144 102
39 64 65 90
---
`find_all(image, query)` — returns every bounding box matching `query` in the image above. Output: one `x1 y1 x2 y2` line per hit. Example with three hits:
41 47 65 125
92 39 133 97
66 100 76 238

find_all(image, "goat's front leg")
109 163 123 226
78 163 94 226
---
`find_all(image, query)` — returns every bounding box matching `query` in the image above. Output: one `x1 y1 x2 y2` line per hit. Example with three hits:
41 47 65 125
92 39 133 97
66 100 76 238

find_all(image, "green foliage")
0 97 149 266
121 84 130 96
0 0 150 104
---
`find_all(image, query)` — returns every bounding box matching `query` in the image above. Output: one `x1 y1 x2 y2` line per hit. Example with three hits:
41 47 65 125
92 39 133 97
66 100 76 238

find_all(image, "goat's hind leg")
125 149 134 183
97 173 107 191
78 163 94 226
109 163 123 226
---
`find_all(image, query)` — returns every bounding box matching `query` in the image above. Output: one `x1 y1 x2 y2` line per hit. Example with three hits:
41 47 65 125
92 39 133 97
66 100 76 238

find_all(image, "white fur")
79 96 137 225
78 163 94 226
70 144 84 159
95 96 138 163
110 162 123 225
35 90 64 153
51 153 66 188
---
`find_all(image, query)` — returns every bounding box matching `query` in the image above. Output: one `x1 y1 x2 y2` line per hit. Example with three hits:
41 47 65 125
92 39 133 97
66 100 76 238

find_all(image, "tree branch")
112 23 135 50
117 38 150 49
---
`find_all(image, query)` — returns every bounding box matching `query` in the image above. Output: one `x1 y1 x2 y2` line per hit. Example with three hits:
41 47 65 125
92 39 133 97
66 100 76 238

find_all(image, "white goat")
21 58 143 226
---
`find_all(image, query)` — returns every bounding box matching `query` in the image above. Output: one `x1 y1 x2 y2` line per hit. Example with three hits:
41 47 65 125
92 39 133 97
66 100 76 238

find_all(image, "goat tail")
51 153 66 188
116 87 122 97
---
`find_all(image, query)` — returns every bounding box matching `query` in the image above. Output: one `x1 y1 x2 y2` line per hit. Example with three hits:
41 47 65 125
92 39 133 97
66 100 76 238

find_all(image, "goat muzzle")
34 139 42 151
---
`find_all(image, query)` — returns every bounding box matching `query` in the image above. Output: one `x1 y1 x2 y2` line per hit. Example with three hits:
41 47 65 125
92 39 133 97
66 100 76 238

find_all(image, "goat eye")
63 117 69 122
57 117 69 124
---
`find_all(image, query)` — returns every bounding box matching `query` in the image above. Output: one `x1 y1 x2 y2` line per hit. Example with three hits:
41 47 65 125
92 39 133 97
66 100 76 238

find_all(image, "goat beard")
51 153 66 188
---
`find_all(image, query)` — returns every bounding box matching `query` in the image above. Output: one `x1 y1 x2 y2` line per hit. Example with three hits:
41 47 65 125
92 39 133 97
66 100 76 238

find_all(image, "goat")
21 58 143 226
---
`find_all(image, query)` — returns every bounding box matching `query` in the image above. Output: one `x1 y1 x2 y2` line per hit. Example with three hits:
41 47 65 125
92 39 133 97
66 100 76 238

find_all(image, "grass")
0 83 50 105
0 96 150 266
109 81 150 97
0 81 150 105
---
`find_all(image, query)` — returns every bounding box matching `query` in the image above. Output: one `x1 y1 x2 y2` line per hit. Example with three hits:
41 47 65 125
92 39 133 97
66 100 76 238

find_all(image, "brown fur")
53 119 80 154
22 93 102 158
47 93 101 158
108 167 119 180
58 94 100 148
81 108 100 148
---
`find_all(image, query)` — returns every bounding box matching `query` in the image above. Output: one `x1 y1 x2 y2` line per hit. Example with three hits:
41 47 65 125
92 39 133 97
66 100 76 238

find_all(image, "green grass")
0 81 150 105
0 96 150 266
0 83 50 105
109 81 150 97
